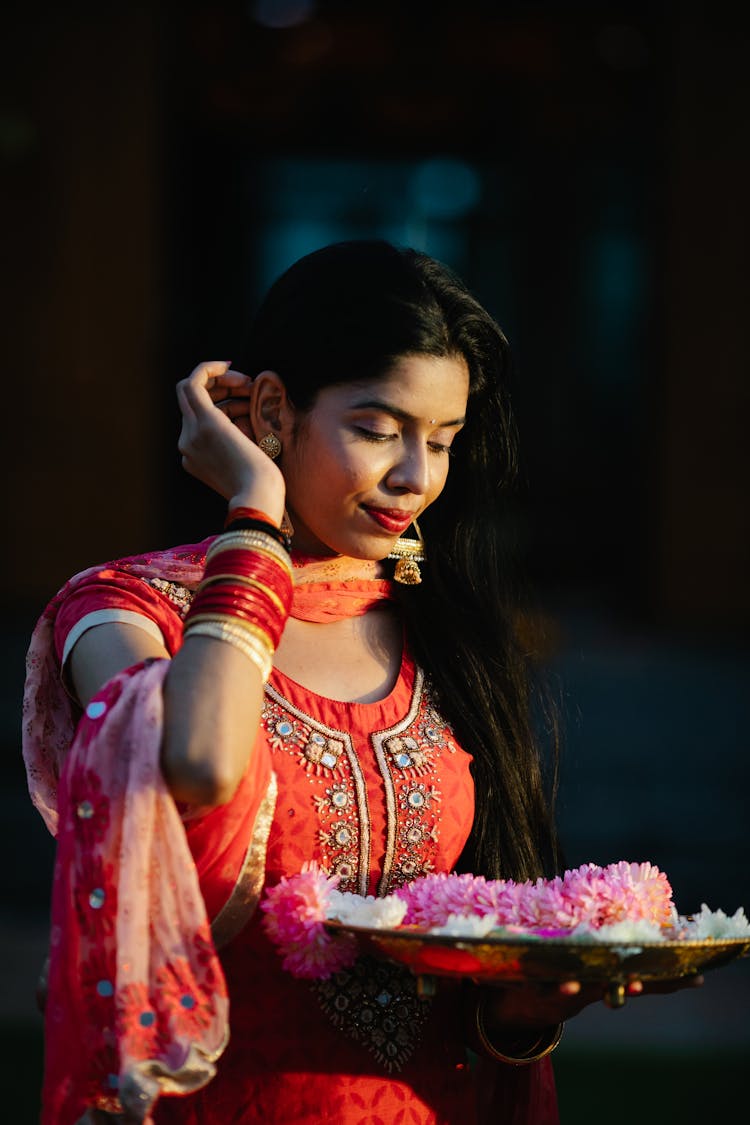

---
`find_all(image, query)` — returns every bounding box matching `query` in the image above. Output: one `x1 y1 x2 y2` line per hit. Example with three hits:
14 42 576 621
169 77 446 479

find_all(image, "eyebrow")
350 399 466 428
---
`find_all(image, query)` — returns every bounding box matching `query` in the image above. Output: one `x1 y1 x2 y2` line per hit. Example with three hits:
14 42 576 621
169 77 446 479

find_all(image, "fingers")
187 361 253 397
177 362 253 429
191 359 234 381
206 371 252 398
213 396 252 419
176 359 231 396
601 973 706 1007
478 971 708 1028
177 361 230 412
640 973 704 995
175 379 195 423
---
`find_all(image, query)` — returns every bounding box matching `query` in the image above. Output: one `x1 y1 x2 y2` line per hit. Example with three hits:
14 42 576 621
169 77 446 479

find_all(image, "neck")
291 552 386 584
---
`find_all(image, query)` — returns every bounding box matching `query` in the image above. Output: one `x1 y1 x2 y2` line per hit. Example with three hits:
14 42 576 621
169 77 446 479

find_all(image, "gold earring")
280 509 294 540
256 432 293 541
258 432 282 459
388 519 425 584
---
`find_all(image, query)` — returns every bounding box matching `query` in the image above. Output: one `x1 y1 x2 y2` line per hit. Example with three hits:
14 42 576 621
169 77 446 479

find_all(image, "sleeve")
54 568 189 666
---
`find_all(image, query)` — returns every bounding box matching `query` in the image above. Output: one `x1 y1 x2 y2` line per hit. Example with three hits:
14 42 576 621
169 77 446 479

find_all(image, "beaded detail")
263 695 349 777
146 578 195 616
311 956 433 1073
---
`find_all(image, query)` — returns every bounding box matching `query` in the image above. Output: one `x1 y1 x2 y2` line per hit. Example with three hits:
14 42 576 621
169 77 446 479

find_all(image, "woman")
24 241 594 1124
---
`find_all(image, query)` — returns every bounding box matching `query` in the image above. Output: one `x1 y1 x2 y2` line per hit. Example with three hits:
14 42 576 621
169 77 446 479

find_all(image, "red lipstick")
361 506 415 534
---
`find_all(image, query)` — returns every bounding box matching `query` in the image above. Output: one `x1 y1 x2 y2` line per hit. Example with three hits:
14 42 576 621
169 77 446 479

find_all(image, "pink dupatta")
22 541 236 1123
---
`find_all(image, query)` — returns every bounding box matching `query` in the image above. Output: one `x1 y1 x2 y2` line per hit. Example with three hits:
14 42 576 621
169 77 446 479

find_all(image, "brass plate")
323 921 750 986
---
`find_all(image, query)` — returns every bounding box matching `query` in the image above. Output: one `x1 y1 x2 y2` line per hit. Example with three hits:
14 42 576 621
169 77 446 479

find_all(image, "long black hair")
236 240 560 882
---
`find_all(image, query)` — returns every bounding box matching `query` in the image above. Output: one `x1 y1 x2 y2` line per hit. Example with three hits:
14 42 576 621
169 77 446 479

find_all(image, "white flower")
681 904 750 940
429 912 500 938
593 919 666 943
326 890 407 929
564 919 666 944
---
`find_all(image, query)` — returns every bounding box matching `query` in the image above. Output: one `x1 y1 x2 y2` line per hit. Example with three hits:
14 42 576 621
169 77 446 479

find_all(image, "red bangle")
187 589 287 647
200 574 289 615
191 608 282 648
224 506 279 529
186 542 295 651
202 552 293 603
205 546 292 582
190 588 284 627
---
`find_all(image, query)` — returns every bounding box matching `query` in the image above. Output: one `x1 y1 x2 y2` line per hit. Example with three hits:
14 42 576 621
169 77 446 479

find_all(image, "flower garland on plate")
260 861 750 981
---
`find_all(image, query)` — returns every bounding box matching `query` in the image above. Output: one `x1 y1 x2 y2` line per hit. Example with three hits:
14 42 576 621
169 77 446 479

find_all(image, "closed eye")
356 427 453 454
354 426 397 442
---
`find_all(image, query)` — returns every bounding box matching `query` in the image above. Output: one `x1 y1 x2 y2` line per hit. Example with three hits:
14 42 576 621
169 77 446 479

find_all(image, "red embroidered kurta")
24 542 559 1124
160 652 483 1124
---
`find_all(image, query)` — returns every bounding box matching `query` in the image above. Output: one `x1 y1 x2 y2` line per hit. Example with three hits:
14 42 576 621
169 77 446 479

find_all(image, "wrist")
474 996 563 1066
228 483 285 527
223 506 291 551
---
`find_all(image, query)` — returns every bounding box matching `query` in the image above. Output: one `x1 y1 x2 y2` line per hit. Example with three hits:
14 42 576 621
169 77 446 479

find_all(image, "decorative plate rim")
324 919 750 953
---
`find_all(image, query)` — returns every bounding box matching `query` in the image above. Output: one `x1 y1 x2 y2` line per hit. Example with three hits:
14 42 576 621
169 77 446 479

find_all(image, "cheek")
428 459 452 501
297 444 372 502
332 446 384 492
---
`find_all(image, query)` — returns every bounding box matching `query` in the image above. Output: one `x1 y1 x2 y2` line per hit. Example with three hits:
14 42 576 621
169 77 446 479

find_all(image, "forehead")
326 354 470 418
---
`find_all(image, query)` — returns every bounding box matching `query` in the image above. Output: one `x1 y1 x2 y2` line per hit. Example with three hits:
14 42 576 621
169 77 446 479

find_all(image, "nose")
387 440 431 495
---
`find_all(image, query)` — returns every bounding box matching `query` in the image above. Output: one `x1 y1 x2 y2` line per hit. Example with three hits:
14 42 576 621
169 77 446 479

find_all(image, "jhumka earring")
280 509 295 541
388 519 425 585
258 432 282 460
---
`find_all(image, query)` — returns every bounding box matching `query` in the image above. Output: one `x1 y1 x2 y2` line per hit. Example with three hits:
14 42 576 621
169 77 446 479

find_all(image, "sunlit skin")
278 354 469 559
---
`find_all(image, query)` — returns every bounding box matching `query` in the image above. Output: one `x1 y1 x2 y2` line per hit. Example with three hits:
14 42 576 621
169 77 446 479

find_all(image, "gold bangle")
206 531 292 574
185 612 275 651
184 615 274 661
475 998 563 1066
183 620 273 682
184 616 273 656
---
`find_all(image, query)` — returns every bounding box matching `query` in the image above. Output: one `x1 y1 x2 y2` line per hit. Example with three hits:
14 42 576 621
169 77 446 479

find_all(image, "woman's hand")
480 972 705 1031
176 360 285 521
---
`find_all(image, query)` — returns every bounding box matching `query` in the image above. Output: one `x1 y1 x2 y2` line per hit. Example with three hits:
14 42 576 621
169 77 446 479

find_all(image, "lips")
361 506 416 534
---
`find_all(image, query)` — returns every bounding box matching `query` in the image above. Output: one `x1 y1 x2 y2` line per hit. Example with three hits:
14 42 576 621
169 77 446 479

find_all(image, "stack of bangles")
182 507 293 683
475 997 563 1066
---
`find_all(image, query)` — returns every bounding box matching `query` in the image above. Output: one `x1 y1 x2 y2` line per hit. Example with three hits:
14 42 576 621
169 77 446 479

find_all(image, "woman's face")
280 353 469 557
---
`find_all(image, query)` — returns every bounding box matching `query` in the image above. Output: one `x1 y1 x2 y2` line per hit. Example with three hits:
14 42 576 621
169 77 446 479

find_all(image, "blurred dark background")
2 1 748 1121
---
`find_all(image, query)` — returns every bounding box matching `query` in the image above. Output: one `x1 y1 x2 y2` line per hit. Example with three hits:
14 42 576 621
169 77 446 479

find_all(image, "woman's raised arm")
69 361 288 807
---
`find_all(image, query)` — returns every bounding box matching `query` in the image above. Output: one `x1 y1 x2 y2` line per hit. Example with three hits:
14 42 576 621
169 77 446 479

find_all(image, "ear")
248 370 296 447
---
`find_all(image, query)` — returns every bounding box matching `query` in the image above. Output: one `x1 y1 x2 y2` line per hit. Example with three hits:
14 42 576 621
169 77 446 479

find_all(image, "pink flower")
260 859 678 982
394 872 498 927
599 861 675 927
558 865 618 928
550 862 675 930
261 863 357 979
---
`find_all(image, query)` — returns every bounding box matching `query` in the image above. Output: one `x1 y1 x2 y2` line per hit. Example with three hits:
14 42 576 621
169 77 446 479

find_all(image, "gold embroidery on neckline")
262 686 371 895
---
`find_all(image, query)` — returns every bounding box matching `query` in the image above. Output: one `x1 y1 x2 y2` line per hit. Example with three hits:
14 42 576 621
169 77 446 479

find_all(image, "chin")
290 517 398 561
